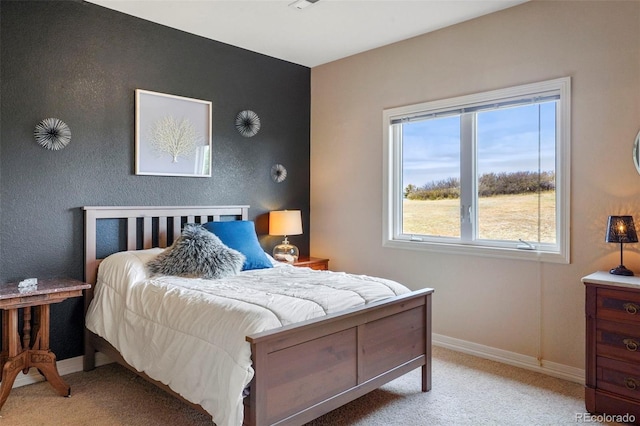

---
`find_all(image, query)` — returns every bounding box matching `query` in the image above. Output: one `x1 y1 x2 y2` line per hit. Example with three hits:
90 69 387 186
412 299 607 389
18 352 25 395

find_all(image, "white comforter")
85 248 409 426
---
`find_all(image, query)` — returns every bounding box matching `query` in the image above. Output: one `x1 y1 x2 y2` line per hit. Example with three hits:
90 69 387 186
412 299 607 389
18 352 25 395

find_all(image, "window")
383 78 570 263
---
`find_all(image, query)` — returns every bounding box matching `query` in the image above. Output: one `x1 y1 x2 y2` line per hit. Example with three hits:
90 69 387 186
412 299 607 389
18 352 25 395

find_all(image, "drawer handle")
626 378 638 390
624 338 639 351
624 302 640 315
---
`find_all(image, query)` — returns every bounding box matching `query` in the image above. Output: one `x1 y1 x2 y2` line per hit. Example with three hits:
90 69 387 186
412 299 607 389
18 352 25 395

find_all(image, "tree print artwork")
149 116 202 163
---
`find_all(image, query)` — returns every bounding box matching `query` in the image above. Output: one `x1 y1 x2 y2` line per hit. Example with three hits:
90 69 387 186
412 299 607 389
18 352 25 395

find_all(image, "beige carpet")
0 347 618 425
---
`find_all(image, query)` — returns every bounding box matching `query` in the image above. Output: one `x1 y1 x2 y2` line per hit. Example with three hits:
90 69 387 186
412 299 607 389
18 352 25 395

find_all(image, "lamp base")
610 265 634 276
273 242 299 264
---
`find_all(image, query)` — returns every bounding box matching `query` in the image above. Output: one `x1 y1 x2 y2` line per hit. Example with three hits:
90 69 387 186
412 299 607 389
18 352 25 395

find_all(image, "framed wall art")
135 89 212 177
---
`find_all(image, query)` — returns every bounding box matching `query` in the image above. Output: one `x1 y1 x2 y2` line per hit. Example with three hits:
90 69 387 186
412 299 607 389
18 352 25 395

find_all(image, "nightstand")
0 278 90 409
293 257 329 271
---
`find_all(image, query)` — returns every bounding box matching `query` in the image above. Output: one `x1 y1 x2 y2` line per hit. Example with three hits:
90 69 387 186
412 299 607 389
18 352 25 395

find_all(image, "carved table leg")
0 353 27 409
30 350 69 396
32 305 70 396
0 311 8 366
34 305 49 350
0 309 26 409
22 307 31 374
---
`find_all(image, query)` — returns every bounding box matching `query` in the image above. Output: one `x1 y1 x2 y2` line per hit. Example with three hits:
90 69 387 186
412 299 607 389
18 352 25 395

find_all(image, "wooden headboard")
83 205 249 285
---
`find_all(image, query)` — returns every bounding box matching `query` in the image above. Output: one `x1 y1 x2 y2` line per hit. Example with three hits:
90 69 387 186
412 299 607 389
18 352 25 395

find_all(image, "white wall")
310 0 640 377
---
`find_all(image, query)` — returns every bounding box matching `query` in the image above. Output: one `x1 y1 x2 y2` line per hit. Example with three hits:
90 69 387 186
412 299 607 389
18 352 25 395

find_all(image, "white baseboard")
12 337 584 390
12 352 113 389
433 333 585 385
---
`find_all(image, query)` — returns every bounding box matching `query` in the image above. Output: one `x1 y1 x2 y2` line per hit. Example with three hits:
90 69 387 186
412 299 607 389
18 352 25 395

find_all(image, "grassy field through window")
402 191 556 242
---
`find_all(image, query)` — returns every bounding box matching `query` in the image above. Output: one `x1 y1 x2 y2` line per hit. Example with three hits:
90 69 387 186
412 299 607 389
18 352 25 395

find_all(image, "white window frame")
382 77 571 263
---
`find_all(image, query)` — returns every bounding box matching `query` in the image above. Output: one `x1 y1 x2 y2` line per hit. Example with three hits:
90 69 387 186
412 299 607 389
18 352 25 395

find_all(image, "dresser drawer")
597 356 640 402
598 288 640 323
597 318 640 363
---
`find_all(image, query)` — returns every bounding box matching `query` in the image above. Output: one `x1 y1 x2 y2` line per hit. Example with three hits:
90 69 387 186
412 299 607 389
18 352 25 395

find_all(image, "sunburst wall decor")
34 118 71 150
235 110 260 137
271 163 287 183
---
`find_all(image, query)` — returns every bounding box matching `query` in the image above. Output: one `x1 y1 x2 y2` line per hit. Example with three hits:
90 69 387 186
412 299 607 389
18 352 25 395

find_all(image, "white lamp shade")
269 210 302 236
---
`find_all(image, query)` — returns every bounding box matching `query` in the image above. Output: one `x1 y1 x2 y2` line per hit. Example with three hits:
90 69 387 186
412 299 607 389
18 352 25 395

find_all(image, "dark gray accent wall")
0 1 310 359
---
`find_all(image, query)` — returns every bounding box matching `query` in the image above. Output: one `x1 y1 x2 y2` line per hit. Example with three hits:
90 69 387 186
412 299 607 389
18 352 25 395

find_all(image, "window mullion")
460 113 475 242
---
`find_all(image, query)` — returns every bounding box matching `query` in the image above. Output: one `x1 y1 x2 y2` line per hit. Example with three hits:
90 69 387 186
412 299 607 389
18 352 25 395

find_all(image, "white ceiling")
87 0 529 68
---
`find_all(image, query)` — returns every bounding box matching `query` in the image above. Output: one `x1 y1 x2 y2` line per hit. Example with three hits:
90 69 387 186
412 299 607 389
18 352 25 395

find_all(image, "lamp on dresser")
606 215 638 276
269 210 302 263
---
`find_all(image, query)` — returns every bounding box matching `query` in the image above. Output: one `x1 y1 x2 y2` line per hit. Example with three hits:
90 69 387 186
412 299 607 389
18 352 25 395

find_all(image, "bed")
82 205 433 426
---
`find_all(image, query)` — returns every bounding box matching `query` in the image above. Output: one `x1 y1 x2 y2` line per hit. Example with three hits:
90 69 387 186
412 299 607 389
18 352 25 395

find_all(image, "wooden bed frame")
82 205 433 426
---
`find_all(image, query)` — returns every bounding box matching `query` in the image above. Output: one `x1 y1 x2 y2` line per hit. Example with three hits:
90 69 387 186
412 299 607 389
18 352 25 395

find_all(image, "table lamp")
606 215 638 276
269 210 302 263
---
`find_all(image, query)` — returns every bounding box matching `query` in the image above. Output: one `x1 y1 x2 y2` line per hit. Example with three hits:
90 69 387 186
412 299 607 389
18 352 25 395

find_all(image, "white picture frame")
135 89 212 177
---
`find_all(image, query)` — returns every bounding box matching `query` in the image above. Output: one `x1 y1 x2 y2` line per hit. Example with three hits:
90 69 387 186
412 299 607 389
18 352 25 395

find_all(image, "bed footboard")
245 288 433 426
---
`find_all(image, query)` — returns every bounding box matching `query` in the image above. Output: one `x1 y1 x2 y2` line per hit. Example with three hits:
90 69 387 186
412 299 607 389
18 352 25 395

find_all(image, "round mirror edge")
634 129 640 174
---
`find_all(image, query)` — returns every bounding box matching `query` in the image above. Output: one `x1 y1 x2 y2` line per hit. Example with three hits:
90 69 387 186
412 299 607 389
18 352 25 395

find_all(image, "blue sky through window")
402 102 556 188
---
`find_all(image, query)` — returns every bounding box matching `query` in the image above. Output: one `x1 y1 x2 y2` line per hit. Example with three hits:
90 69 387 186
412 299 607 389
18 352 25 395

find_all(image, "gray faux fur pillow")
146 223 245 279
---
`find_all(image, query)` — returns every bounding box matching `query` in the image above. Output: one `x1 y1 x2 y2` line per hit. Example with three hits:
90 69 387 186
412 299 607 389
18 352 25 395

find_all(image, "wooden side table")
293 257 329 271
0 278 90 409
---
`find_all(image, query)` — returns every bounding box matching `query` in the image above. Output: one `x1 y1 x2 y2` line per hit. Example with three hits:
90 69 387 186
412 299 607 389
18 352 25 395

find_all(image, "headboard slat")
127 218 137 250
159 217 168 247
173 216 181 240
143 217 153 249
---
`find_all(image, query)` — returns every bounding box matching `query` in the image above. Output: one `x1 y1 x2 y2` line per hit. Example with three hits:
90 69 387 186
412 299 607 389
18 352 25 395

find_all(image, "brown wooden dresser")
583 272 640 423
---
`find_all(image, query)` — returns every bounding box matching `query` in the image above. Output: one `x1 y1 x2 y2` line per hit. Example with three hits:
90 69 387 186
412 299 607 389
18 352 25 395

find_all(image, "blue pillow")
203 221 273 271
